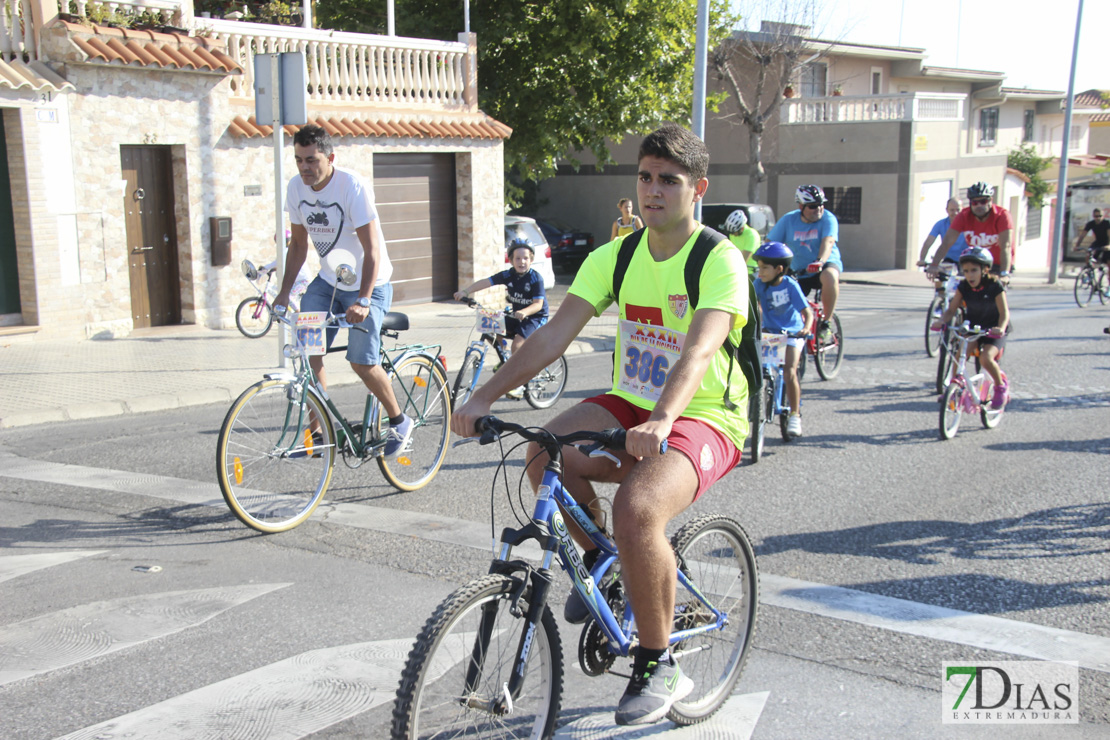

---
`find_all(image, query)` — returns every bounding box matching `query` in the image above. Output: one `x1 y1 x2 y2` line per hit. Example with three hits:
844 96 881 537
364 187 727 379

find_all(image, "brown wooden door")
373 153 457 304
121 146 180 328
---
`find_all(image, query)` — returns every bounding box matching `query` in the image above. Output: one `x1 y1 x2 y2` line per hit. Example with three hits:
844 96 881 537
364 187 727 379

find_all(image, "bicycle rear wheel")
392 574 563 740
216 379 335 532
235 297 273 338
1098 268 1109 305
668 514 758 726
925 294 944 357
814 312 844 380
378 354 451 492
980 375 1005 429
939 384 963 440
1074 266 1096 308
525 355 569 409
452 349 482 408
935 344 956 395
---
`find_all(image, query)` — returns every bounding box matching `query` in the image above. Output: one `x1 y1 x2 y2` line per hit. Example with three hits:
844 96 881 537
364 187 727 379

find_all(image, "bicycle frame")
484 458 728 696
942 326 994 410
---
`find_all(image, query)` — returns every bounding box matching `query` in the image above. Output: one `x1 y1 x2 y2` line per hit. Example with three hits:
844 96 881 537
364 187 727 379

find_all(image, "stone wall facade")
2 59 505 340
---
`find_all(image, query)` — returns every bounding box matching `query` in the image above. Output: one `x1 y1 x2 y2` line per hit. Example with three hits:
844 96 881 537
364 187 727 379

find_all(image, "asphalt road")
1 282 1108 739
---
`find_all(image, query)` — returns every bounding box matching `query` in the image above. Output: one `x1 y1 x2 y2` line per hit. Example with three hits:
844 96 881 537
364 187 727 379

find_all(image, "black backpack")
611 226 763 412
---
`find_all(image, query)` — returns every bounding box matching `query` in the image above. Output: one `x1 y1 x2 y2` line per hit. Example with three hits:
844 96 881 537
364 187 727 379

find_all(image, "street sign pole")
1049 0 1085 285
271 57 288 366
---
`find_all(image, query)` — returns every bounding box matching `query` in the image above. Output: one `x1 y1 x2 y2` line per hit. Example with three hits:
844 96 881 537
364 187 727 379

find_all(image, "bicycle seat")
382 312 409 332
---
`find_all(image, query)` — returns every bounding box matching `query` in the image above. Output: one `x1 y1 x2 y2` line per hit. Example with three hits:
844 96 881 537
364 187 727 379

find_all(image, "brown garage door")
373 153 457 304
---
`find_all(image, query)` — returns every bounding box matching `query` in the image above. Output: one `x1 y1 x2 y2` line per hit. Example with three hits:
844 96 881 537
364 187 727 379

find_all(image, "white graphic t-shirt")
285 166 393 290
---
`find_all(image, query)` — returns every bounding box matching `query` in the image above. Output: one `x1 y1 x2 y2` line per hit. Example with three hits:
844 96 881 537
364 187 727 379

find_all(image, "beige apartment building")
0 0 509 340
538 25 1085 274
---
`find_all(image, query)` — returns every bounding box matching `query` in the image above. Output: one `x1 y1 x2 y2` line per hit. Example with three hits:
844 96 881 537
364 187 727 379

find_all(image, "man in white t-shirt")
274 124 411 457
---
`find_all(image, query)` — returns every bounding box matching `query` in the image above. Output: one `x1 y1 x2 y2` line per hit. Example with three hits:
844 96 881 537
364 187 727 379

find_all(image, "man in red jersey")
926 182 1013 283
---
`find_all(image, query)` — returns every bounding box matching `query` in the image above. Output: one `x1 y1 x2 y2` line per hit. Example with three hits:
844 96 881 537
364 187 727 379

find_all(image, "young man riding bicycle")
451 123 749 727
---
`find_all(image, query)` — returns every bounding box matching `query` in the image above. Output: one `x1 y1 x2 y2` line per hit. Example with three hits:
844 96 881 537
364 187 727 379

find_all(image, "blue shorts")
506 314 547 339
300 276 392 366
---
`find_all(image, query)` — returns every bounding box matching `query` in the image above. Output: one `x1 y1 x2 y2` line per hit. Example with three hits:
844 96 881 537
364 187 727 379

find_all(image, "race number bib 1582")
616 319 686 404
295 311 329 356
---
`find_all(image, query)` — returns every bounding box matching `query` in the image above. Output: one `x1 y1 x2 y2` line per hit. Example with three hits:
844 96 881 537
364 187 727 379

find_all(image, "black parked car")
535 218 595 273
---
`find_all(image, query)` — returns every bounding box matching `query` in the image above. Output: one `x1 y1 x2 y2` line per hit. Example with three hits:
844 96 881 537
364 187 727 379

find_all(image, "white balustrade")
783 93 965 124
68 0 183 26
203 18 470 108
1 0 33 59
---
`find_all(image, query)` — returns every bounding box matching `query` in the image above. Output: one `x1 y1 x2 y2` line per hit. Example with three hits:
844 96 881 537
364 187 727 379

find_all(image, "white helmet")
795 184 827 206
723 209 748 234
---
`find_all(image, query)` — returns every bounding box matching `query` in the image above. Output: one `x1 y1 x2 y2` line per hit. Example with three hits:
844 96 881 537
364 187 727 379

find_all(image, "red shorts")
583 393 742 501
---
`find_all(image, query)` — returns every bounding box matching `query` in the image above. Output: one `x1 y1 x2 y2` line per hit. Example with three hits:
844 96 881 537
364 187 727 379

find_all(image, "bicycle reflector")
397 455 413 466
414 376 427 388
233 457 243 485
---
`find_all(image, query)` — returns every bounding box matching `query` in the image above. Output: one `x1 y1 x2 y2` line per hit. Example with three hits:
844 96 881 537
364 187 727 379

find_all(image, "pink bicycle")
938 323 1010 440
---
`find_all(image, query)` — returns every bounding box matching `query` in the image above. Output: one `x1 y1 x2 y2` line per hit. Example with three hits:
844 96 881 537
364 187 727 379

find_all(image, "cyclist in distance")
916 198 967 284
931 247 1011 409
926 182 1014 284
273 124 412 458
754 241 813 438
723 208 759 277
452 123 750 726
1074 208 1110 265
454 238 550 398
766 184 842 341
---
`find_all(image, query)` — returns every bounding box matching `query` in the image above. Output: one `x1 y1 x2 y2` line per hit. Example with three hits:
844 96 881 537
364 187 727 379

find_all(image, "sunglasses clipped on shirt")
970 198 990 206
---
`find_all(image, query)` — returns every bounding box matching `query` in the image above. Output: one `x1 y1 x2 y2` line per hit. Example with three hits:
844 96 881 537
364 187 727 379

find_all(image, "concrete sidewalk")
0 268 1063 428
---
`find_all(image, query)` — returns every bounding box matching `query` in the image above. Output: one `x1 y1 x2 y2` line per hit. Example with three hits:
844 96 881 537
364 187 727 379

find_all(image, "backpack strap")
682 226 727 311
611 227 645 304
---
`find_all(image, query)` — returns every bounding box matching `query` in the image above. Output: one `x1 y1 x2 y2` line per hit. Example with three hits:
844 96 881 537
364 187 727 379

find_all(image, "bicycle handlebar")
458 297 513 315
271 304 370 333
473 415 667 456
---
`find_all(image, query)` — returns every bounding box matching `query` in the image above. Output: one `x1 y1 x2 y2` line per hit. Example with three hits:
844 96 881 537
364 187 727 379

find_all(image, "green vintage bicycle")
216 266 451 533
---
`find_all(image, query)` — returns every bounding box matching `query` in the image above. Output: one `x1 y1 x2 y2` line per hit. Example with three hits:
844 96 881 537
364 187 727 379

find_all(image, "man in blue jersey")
766 184 841 340
916 198 967 284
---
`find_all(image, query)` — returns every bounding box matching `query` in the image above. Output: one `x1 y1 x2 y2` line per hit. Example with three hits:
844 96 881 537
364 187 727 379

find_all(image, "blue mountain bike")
392 416 759 738
749 330 808 461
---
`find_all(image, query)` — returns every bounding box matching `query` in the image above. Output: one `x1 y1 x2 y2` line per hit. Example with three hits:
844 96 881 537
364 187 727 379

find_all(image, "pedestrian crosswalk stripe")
0 550 105 585
0 584 289 686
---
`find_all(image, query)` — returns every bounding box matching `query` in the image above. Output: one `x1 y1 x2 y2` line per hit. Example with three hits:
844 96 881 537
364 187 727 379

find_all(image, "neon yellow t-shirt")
568 225 750 448
728 228 760 275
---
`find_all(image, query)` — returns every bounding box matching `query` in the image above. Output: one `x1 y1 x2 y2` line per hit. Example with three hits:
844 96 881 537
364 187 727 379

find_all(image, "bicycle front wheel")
925 294 944 357
378 354 451 492
525 355 569 409
1098 268 1109 305
748 381 768 463
235 297 273 338
1074 266 1096 307
452 350 482 408
939 383 963 440
668 514 759 726
216 379 335 532
392 574 563 740
814 312 844 380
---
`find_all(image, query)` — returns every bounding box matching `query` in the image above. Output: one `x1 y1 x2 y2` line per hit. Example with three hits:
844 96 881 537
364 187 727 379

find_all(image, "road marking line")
554 691 768 739
0 584 289 686
0 550 105 585
4 452 1108 674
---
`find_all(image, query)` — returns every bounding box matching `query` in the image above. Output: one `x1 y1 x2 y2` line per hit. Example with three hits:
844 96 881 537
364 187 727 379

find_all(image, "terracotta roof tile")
0 59 74 92
58 21 241 74
228 114 512 141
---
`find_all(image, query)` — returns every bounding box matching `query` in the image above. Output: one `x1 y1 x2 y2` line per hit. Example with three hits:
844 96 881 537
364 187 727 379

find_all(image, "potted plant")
783 85 795 99
831 84 844 97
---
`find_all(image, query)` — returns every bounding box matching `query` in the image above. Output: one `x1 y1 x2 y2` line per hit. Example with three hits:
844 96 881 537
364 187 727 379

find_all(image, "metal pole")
272 57 289 367
387 0 395 35
301 0 311 29
692 0 708 222
464 0 470 34
1049 0 1084 285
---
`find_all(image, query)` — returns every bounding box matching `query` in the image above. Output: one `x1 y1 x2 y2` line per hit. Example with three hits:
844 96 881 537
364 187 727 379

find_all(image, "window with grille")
979 107 999 146
823 186 862 224
799 62 827 97
1022 109 1035 143
1026 204 1042 240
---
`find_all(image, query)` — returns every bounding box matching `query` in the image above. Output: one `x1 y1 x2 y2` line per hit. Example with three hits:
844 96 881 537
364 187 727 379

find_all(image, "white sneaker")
786 414 802 438
505 386 525 400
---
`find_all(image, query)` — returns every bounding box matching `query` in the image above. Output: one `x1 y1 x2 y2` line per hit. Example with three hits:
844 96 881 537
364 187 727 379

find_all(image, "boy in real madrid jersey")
451 123 748 727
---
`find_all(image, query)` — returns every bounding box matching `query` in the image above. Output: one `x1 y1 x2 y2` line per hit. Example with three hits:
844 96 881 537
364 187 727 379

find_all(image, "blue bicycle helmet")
755 241 794 268
507 238 534 259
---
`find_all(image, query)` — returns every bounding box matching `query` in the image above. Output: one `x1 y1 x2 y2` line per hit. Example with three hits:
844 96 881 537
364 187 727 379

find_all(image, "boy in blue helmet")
754 241 813 438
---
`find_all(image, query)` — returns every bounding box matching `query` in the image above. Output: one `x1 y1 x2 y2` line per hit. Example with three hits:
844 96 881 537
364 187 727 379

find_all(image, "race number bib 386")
617 319 686 404
295 311 329 356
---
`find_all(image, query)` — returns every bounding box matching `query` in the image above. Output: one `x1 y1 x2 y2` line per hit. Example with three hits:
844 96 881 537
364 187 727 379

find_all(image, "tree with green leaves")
1008 143 1053 209
317 0 737 204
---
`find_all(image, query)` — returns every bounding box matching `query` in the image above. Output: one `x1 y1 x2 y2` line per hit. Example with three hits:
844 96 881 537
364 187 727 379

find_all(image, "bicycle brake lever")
452 437 478 447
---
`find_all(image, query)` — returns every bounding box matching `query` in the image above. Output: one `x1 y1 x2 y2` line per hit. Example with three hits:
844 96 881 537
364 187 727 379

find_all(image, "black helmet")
507 238 534 259
958 246 993 269
795 184 827 206
967 182 995 200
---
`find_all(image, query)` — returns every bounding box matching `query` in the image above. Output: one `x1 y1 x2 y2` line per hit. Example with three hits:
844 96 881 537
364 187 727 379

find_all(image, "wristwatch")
999 271 1010 278
356 297 371 308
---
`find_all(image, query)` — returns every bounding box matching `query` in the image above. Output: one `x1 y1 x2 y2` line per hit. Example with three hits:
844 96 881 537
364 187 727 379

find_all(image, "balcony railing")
203 18 472 110
782 93 966 124
23 0 474 111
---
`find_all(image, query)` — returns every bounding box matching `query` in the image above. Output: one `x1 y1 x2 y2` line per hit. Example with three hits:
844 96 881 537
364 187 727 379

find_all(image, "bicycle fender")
264 372 298 382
